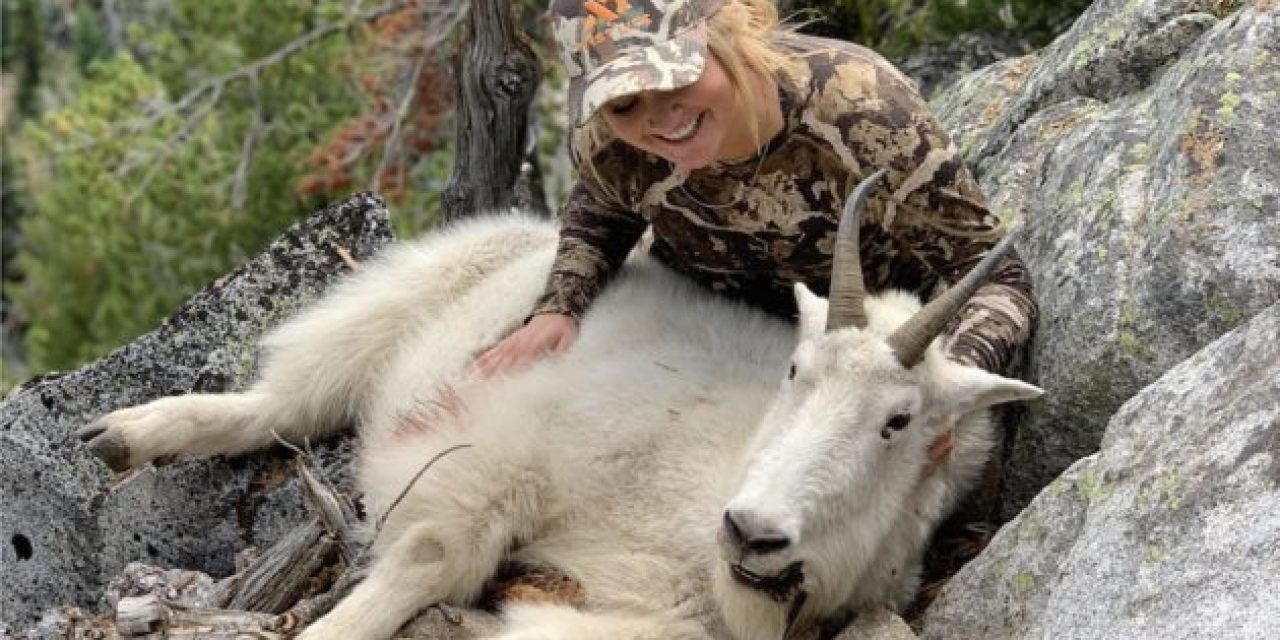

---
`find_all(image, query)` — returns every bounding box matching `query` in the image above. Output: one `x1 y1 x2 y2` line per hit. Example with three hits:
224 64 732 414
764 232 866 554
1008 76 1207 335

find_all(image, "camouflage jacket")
532 34 1037 374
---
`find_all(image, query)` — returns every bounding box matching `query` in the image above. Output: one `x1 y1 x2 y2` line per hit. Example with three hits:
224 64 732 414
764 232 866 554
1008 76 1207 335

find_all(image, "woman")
477 0 1036 471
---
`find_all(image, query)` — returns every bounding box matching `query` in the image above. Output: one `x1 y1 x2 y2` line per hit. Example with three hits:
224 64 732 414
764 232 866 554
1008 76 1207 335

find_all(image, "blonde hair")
573 0 801 206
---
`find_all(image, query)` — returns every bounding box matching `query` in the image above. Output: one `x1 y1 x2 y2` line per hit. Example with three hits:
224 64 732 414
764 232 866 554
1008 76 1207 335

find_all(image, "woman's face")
599 54 759 171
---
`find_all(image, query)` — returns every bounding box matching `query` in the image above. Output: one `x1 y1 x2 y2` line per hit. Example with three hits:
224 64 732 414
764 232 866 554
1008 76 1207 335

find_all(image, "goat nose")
722 509 791 555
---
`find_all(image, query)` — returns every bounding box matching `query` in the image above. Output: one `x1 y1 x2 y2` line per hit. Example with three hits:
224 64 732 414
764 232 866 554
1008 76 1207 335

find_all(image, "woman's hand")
472 313 579 379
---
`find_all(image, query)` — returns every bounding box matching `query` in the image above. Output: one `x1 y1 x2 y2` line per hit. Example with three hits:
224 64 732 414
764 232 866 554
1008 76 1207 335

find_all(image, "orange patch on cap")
584 0 620 21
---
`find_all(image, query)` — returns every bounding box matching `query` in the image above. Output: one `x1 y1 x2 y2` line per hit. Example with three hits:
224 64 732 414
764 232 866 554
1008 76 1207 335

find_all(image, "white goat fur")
91 212 1041 640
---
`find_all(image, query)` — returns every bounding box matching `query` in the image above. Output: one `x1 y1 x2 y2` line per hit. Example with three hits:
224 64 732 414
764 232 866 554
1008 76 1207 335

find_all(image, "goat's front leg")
492 604 714 640
297 523 462 640
299 455 548 640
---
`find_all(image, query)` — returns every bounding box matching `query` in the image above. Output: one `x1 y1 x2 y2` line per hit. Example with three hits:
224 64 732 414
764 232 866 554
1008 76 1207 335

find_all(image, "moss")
1116 331 1148 360
1076 467 1114 502
1205 293 1246 327
1116 300 1153 361
1019 515 1048 544
1183 106 1203 136
1216 91 1242 124
1047 475 1072 498
1128 141 1152 164
1138 471 1185 512
1252 49 1272 70
1145 544 1165 563
1012 572 1037 594
1210 0 1247 19
1068 179 1086 207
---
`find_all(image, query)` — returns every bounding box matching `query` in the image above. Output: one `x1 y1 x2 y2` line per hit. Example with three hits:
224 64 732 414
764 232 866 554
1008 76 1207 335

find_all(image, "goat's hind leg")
78 219 554 472
77 391 295 472
76 285 397 472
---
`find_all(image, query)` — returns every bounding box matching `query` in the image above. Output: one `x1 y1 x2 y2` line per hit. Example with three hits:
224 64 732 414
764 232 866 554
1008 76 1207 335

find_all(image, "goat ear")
937 364 1043 413
794 283 827 340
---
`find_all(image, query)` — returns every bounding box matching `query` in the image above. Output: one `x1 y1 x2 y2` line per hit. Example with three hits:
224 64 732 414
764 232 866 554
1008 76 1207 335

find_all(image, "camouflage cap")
548 0 724 126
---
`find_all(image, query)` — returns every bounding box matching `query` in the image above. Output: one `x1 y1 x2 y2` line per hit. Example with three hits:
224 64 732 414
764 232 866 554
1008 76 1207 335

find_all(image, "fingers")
472 337 541 379
469 314 579 379
551 327 577 354
473 345 522 379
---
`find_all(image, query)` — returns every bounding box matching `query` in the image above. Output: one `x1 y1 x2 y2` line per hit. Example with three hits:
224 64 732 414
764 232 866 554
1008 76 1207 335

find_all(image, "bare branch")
231 71 269 210
294 455 361 564
55 1 412 159
121 83 224 209
370 3 470 193
332 243 361 270
372 44 430 192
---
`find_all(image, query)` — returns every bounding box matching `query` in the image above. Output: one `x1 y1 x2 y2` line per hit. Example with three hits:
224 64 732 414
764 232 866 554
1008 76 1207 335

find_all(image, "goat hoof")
75 422 106 442
82 428 134 472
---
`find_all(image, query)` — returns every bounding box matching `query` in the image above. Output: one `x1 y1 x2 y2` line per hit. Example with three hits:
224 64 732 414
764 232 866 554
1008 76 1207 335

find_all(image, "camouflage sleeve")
887 134 1037 374
845 59 1036 374
529 175 649 321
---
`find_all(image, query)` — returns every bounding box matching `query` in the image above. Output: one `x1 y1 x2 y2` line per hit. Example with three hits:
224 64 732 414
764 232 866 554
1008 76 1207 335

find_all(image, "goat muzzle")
729 560 805 602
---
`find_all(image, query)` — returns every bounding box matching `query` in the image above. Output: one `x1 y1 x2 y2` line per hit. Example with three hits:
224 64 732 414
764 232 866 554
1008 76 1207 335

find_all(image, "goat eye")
887 414 911 431
788 364 797 380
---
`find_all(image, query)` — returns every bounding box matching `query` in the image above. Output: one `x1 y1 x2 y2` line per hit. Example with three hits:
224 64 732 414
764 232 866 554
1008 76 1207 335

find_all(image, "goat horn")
887 221 1027 367
826 169 888 332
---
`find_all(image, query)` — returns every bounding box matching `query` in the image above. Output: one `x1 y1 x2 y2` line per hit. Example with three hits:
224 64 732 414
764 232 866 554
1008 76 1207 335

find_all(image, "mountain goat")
79 171 1041 640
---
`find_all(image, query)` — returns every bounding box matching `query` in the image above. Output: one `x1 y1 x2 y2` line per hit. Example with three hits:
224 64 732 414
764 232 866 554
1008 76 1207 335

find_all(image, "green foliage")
785 0 1093 57
9 0 366 373
14 54 226 370
73 0 113 70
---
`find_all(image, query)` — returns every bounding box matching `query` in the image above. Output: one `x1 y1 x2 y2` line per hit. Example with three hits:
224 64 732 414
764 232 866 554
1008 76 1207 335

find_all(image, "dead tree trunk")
442 0 542 222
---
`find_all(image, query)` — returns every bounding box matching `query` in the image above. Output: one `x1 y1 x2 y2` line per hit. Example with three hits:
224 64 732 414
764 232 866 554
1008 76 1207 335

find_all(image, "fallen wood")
221 518 337 614
273 563 366 632
116 594 284 638
111 593 501 639
290 442 362 564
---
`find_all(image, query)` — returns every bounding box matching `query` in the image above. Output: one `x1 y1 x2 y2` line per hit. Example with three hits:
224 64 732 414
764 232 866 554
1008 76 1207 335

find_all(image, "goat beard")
728 559 805 602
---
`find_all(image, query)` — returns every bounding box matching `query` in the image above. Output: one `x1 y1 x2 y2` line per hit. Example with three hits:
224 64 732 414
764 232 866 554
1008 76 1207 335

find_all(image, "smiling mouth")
729 560 805 602
655 112 703 144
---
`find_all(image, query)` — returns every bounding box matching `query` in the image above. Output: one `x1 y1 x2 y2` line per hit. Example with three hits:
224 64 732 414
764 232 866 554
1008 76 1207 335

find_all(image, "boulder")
893 32 1034 101
918 302 1280 639
0 193 393 629
931 0 1280 518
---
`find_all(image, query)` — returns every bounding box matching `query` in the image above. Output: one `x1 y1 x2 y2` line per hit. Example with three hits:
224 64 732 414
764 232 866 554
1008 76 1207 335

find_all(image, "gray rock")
830 609 918 640
919 303 1280 639
932 0 1279 518
894 32 1034 102
961 0 1233 169
0 193 393 628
